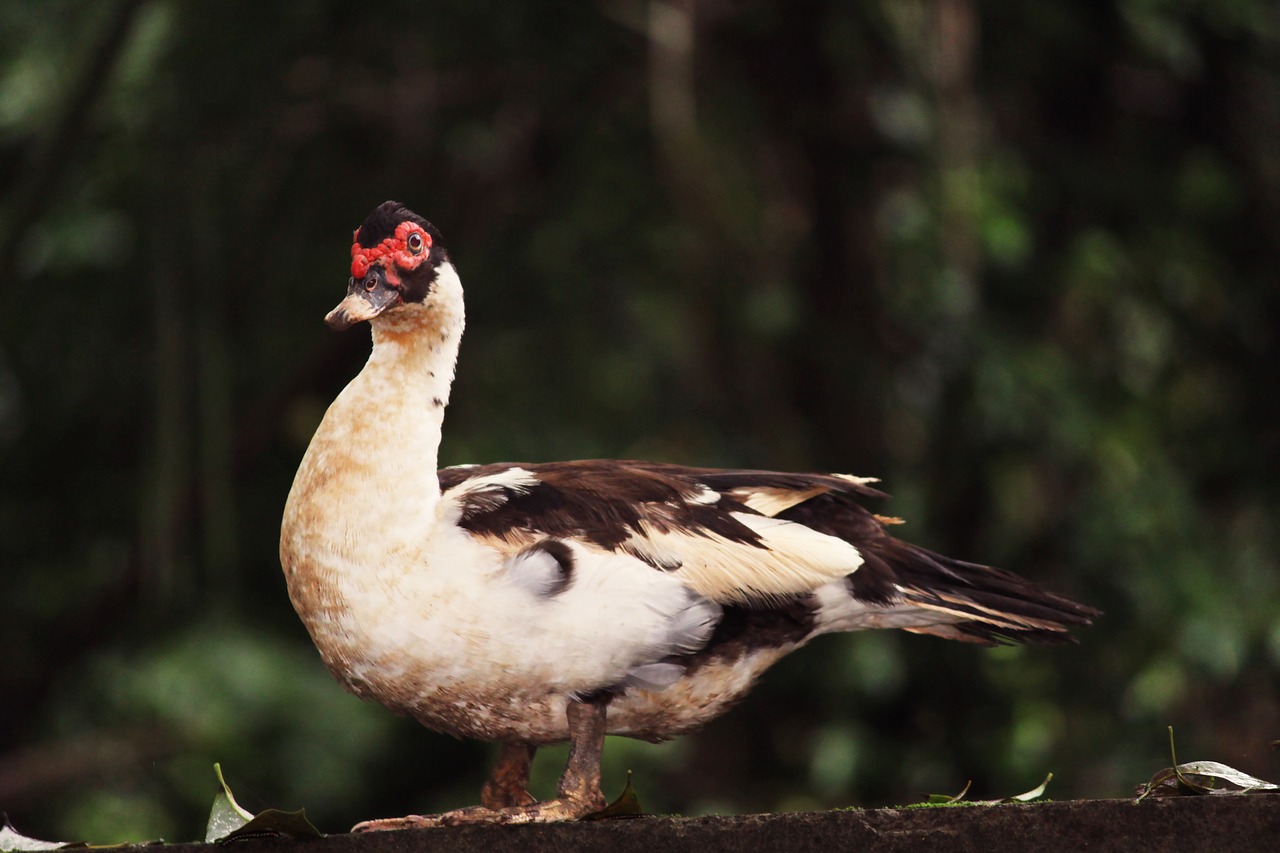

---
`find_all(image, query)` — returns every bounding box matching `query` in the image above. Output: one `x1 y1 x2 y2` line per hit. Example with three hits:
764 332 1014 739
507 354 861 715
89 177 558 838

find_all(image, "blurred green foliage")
2 0 1278 841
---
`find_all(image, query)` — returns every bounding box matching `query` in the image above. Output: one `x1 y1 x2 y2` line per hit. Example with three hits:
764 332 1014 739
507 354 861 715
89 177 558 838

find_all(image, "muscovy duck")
280 201 1097 829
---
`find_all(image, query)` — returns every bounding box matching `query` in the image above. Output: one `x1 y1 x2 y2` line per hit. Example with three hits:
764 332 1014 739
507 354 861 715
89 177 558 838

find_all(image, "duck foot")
351 793 605 831
351 698 609 831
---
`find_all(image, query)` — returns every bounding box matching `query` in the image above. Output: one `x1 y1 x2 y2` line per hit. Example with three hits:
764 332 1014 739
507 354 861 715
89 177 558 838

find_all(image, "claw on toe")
351 815 440 832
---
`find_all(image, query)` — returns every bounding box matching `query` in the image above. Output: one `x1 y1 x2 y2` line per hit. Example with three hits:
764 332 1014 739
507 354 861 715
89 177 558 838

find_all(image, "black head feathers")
355 201 442 250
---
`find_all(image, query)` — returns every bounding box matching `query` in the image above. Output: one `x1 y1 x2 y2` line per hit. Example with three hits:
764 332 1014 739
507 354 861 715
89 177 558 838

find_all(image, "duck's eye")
407 232 425 254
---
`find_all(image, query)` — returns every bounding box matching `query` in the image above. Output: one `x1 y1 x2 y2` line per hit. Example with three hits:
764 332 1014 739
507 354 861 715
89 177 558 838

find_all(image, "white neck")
282 262 466 564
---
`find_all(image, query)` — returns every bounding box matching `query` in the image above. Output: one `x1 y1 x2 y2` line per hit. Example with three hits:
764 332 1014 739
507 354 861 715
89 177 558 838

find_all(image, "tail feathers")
848 539 1099 646
902 622 1085 645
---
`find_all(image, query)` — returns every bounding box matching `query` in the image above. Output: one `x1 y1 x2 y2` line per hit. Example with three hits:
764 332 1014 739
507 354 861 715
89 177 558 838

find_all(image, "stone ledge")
165 795 1280 853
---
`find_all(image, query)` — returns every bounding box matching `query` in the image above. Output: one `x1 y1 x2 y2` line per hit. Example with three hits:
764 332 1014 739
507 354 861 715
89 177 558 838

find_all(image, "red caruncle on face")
350 222 433 280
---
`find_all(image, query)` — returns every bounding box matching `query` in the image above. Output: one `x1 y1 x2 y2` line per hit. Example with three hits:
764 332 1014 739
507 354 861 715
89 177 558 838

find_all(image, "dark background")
2 0 1277 842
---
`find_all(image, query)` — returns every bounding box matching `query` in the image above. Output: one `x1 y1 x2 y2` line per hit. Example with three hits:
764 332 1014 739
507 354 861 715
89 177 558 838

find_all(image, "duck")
279 200 1098 829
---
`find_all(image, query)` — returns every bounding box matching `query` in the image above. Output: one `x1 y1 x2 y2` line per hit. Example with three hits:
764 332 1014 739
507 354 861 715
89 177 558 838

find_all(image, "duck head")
326 201 449 331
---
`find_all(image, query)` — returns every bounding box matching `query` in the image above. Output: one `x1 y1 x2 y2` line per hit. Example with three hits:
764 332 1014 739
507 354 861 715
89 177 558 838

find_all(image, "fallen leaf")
218 810 322 844
994 773 1054 804
581 771 644 820
925 780 972 805
921 774 1051 806
1137 727 1280 800
0 816 84 852
204 765 321 843
205 764 255 843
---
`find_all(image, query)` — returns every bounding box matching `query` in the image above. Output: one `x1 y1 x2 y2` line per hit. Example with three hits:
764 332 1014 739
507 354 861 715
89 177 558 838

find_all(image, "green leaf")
204 765 322 843
0 816 83 852
919 774 1051 807
581 771 644 820
999 772 1053 803
205 793 250 844
925 780 972 805
213 763 256 823
205 764 255 843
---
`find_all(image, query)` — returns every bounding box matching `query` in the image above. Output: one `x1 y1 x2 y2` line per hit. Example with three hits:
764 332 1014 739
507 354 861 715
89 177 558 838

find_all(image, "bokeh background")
3 0 1278 842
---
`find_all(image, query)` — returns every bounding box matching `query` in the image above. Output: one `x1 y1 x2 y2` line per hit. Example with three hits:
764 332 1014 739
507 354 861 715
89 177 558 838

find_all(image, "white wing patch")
727 474 878 517
834 473 880 487
632 512 864 605
440 466 540 519
450 466 540 496
441 465 874 607
728 485 830 517
687 487 721 506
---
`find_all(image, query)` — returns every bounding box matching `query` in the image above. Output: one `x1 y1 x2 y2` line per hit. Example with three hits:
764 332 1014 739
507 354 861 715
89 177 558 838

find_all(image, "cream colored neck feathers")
281 262 465 582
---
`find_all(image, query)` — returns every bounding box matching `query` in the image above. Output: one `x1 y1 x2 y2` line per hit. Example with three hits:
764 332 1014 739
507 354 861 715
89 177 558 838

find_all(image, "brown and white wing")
439 460 1098 646
438 460 872 605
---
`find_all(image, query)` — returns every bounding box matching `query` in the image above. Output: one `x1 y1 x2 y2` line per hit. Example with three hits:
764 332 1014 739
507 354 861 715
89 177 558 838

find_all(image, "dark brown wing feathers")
776 490 1098 644
440 460 1099 647
443 461 767 551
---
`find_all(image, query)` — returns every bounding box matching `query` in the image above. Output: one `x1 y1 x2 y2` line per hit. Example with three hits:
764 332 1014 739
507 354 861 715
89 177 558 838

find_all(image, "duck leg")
481 742 538 808
351 698 608 830
532 697 610 819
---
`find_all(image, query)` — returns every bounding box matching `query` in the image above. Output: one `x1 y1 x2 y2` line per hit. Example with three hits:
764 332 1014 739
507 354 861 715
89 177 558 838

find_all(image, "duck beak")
325 267 403 330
